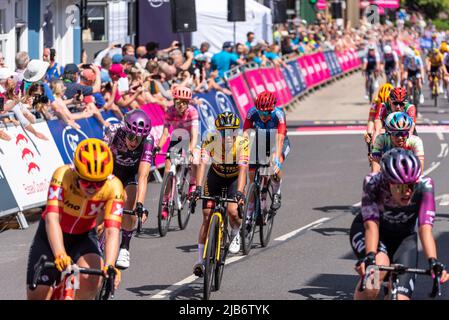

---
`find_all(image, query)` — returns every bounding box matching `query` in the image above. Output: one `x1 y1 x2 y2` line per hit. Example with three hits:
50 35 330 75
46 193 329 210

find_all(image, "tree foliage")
402 0 449 19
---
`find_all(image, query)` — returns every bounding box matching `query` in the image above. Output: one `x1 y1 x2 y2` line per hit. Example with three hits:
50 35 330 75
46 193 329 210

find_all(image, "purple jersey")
105 123 154 169
361 173 436 236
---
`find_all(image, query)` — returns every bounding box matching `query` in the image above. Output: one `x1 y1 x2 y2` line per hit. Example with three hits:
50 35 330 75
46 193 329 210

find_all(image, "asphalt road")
2 84 449 300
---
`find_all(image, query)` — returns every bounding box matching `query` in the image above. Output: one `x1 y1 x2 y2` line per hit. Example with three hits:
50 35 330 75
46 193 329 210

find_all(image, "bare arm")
364 220 380 255
45 211 66 257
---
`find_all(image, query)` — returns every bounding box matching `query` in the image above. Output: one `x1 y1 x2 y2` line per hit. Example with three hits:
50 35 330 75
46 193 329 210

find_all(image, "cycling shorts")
349 214 418 299
203 168 238 210
26 219 102 287
114 165 138 187
430 65 440 75
407 69 421 80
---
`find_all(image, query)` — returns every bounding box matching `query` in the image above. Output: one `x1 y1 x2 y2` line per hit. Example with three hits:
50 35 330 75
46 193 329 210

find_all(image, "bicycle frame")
163 151 189 211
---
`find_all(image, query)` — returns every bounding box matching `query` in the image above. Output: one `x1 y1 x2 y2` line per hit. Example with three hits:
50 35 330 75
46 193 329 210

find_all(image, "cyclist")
243 91 290 210
350 148 448 300
402 47 425 105
362 44 381 100
440 42 449 99
426 48 445 97
104 109 154 269
26 139 123 300
382 45 400 87
365 83 393 147
154 86 200 219
192 112 249 277
371 112 424 173
374 87 417 138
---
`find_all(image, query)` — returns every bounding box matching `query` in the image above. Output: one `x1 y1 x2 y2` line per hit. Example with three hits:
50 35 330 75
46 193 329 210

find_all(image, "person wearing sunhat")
23 59 55 102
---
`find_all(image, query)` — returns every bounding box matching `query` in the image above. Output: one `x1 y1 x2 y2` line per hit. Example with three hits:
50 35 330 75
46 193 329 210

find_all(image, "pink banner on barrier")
227 73 255 116
296 56 312 87
243 68 267 98
140 103 169 167
272 67 293 104
259 68 290 106
316 52 331 81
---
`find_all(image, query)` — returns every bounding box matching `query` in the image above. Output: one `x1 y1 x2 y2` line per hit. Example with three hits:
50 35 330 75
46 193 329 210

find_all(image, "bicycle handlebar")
30 255 117 299
359 264 442 298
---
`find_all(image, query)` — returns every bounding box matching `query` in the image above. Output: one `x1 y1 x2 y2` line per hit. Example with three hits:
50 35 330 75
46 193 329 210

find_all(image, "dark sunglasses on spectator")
390 131 409 138
78 178 106 190
258 110 272 117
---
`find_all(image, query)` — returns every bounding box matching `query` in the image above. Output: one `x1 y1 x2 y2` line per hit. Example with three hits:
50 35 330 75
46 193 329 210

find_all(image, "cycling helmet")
385 112 413 132
377 83 394 104
389 87 407 104
440 41 448 53
124 109 152 137
405 48 415 59
74 138 113 182
383 45 392 54
215 112 240 130
368 44 376 50
381 148 421 184
431 48 440 55
172 86 192 100
255 91 277 111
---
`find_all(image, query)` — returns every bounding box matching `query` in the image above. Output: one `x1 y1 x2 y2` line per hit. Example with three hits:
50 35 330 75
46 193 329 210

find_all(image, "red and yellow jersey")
42 165 124 235
368 99 382 122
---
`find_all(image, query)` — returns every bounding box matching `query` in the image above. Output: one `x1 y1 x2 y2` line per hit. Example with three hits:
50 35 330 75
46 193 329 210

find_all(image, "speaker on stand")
228 0 246 48
170 0 197 49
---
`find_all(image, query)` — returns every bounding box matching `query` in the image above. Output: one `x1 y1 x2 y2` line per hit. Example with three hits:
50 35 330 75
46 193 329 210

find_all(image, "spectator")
246 32 256 49
169 47 194 72
109 63 142 110
122 55 137 73
93 42 121 67
145 41 159 60
43 48 64 81
15 52 30 83
234 43 248 62
23 59 55 103
211 41 244 80
136 46 148 69
194 42 213 62
50 79 93 129
100 56 113 83
122 43 135 56
145 60 172 100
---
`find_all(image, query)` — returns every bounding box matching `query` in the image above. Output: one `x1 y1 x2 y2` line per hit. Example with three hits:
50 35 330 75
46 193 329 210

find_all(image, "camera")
32 94 49 108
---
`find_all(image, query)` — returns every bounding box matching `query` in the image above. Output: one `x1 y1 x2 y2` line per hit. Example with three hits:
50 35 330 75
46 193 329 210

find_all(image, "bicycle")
30 254 116 300
359 263 443 300
241 164 278 255
406 73 421 109
155 148 192 237
385 69 395 87
191 190 242 300
429 71 439 108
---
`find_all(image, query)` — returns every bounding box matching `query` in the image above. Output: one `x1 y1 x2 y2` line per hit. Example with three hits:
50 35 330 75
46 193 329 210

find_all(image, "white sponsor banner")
0 122 64 210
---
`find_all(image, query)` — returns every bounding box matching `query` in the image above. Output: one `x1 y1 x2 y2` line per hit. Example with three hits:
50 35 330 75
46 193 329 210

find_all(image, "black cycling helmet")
215 112 240 130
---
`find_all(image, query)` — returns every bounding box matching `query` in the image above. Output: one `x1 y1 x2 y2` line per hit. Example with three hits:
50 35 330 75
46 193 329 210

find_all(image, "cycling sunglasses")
392 101 406 107
390 131 409 138
258 110 272 117
78 178 106 190
126 132 143 143
390 183 415 194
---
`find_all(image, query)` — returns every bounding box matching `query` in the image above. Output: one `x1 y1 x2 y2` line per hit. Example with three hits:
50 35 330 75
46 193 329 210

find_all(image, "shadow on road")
313 205 359 215
126 284 173 298
312 227 349 237
169 282 203 300
289 274 356 300
176 244 198 253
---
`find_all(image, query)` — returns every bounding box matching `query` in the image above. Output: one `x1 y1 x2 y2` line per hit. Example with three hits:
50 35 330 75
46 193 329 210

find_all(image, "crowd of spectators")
0 9 447 142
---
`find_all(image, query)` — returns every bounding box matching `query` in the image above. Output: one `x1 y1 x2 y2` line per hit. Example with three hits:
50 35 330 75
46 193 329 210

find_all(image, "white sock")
198 244 204 263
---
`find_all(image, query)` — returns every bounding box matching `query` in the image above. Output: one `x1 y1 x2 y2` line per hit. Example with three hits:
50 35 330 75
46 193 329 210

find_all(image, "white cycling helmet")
405 48 415 58
368 44 376 50
384 45 392 54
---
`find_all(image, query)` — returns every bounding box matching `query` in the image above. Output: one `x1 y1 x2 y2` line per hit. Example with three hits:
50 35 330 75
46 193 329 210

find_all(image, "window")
87 4 107 41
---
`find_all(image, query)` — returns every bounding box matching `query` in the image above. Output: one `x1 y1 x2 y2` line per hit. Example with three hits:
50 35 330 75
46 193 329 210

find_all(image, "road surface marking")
438 143 449 158
150 217 330 299
436 194 449 206
274 218 330 241
437 132 445 141
424 161 441 176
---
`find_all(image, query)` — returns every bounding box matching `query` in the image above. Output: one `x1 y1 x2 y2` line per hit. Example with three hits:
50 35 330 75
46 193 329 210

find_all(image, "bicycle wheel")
157 172 174 237
177 165 191 230
434 78 439 108
136 213 142 234
259 181 275 247
241 183 258 255
204 214 219 300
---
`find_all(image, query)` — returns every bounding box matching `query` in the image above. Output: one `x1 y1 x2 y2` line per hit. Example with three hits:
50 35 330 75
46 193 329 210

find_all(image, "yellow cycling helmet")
215 112 240 130
440 42 448 53
377 83 394 104
74 138 113 182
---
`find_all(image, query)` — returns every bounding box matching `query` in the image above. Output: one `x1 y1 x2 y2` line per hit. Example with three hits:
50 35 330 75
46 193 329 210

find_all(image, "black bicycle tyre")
157 172 174 237
204 214 219 300
434 78 439 108
177 166 191 230
260 182 275 247
368 75 374 103
241 183 258 255
136 214 142 234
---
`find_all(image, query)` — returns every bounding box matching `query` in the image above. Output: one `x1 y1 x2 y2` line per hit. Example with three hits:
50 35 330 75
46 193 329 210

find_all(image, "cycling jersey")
243 107 287 135
376 102 416 124
163 105 199 133
372 134 424 163
428 52 444 67
361 172 435 236
105 123 154 169
201 133 249 178
444 52 449 66
404 55 423 71
383 52 398 71
42 165 124 235
368 101 381 122
364 55 378 71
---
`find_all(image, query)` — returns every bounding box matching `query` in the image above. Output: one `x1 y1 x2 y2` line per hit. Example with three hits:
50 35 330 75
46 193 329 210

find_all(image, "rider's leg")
194 205 212 276
189 148 201 194
75 253 103 300
116 184 137 269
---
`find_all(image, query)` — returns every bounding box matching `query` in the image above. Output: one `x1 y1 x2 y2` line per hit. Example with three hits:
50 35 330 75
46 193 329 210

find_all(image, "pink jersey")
163 105 199 132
